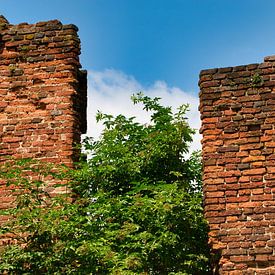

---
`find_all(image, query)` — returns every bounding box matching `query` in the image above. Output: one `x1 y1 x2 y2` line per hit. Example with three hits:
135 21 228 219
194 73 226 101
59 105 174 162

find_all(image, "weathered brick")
0 16 87 224
242 168 266 176
200 55 275 273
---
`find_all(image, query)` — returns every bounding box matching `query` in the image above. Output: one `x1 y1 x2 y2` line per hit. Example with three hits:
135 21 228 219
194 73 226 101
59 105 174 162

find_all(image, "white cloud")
86 69 201 152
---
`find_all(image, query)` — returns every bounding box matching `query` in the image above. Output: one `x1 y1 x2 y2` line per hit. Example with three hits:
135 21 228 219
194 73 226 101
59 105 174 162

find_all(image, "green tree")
0 93 211 274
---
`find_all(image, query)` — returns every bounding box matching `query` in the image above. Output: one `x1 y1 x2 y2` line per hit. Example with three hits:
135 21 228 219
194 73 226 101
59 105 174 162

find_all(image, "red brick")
200 56 275 273
0 17 87 224
230 255 254 263
243 168 266 176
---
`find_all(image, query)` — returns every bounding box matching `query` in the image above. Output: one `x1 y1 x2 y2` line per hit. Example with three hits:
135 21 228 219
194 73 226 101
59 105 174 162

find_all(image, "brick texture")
200 56 275 273
0 16 86 220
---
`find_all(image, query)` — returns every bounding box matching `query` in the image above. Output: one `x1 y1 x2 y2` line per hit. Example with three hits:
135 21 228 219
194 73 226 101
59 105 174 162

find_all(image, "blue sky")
2 0 275 150
3 0 275 92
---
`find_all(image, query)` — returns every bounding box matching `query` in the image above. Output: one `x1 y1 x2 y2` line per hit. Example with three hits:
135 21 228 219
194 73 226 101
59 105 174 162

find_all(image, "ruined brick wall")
0 16 86 211
199 56 275 274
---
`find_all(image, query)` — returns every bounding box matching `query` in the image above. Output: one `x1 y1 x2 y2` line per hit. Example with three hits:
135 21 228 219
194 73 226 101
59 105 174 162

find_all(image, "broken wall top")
199 55 275 273
0 15 87 164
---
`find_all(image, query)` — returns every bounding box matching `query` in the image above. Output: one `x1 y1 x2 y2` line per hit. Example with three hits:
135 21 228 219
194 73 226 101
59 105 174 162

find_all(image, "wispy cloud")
86 69 201 152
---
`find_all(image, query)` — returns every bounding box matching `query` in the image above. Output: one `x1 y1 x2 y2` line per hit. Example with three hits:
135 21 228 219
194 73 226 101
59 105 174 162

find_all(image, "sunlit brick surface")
200 56 275 274
0 16 86 217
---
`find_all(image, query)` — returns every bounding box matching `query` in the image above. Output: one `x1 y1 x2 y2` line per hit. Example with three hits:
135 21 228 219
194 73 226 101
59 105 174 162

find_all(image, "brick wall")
0 16 86 214
199 56 275 274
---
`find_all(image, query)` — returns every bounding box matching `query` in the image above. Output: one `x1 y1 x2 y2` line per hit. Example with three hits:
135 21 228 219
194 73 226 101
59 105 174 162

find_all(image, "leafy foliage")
0 93 211 274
